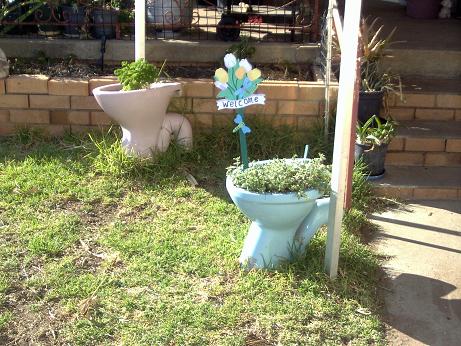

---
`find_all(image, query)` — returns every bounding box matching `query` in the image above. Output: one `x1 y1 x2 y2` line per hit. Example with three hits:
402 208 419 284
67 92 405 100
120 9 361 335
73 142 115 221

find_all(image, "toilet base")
120 112 193 157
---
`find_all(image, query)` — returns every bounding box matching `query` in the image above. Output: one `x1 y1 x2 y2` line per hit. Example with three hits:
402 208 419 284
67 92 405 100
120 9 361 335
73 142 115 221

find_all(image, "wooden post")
135 0 146 60
344 48 362 209
324 0 362 279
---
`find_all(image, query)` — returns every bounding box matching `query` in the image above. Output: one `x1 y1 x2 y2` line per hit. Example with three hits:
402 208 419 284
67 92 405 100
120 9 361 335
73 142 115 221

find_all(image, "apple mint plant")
115 59 166 91
214 53 264 169
227 156 331 197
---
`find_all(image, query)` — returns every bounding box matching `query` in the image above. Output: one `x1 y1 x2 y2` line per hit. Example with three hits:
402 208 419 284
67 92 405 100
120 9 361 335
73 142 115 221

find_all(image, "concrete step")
372 166 461 200
385 121 461 168
389 77 461 122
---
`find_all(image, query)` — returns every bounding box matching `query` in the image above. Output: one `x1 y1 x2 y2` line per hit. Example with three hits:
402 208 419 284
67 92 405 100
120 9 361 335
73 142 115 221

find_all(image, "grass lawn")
0 124 384 345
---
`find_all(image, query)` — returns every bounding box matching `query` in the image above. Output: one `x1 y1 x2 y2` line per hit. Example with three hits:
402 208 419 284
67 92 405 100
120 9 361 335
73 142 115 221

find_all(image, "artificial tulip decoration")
214 54 265 169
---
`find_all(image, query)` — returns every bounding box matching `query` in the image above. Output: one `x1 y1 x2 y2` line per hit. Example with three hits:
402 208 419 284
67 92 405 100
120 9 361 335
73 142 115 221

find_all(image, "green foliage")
114 59 165 91
350 160 373 211
87 129 152 177
0 124 384 345
356 115 397 147
225 37 256 60
28 215 81 256
227 156 331 196
358 17 403 99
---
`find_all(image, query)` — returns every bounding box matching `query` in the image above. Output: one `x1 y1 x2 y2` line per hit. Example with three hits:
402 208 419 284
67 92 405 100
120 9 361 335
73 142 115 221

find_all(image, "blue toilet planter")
226 160 330 269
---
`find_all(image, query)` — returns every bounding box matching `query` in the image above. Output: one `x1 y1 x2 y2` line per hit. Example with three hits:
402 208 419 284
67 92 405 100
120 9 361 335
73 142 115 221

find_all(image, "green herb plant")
227 155 331 197
356 115 396 147
114 59 165 91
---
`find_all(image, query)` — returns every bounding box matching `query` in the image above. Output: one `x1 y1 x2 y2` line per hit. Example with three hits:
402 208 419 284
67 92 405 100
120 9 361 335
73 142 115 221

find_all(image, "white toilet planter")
93 82 192 156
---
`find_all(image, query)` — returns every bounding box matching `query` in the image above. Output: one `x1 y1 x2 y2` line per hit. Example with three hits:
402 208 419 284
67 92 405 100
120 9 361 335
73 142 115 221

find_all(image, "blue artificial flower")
234 78 253 99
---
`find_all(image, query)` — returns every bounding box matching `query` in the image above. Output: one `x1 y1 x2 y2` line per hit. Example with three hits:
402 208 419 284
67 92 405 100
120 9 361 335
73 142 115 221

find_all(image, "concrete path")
371 201 461 346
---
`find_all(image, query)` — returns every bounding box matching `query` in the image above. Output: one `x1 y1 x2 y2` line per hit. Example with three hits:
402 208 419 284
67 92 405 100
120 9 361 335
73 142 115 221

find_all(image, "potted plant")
214 54 331 269
93 59 192 156
146 0 195 38
91 0 119 39
226 157 331 269
357 17 402 124
355 115 396 179
61 0 88 38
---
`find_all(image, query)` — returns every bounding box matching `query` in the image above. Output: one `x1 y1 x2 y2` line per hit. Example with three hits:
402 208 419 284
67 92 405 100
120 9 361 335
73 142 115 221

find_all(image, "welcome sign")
214 54 265 169
216 94 266 110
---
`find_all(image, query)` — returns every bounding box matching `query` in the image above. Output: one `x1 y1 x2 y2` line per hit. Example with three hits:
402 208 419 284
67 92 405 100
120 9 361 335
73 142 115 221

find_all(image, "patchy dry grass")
0 124 384 345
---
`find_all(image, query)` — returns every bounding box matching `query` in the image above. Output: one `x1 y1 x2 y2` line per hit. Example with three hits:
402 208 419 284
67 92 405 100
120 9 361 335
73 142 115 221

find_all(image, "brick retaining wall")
0 75 338 136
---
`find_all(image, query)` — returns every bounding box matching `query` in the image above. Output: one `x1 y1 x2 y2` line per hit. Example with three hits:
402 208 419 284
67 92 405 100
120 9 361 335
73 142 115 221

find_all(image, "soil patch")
9 57 314 81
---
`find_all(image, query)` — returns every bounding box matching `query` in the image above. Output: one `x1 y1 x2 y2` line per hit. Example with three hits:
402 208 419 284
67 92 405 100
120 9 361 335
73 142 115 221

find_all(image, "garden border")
0 74 339 136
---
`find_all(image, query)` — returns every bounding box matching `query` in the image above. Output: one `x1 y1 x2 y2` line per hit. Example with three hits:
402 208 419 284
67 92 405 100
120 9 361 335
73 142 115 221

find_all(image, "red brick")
183 80 213 98
415 108 454 121
91 111 113 125
194 113 213 128
425 153 461 166
0 94 29 108
436 94 461 108
0 123 16 136
258 83 298 100
297 116 319 130
6 75 49 94
385 152 424 166
396 93 435 108
278 101 319 116
48 78 89 96
50 111 69 124
405 138 445 152
68 111 90 125
29 95 70 109
71 96 101 110
10 110 49 124
446 139 461 153
389 107 415 121
89 77 118 95
298 84 327 101
273 116 297 128
245 101 277 115
374 186 414 200
0 110 9 122
193 98 221 113
388 137 405 151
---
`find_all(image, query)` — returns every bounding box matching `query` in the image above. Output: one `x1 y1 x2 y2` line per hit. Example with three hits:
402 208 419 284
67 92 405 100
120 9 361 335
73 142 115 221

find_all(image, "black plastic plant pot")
62 5 86 37
92 8 118 39
358 90 384 124
355 142 388 178
217 15 240 41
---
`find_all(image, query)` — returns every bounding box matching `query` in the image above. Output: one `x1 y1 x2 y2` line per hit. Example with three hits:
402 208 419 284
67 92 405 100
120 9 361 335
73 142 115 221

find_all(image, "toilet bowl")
226 159 330 269
93 82 192 156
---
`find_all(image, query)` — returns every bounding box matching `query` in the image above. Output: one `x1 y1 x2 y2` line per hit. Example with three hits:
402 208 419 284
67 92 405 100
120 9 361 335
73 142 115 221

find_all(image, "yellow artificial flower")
235 66 246 80
215 68 228 83
247 68 261 81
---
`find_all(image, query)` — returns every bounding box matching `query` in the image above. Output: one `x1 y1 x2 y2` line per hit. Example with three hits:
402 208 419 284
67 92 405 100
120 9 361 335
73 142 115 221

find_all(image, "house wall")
0 75 338 136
